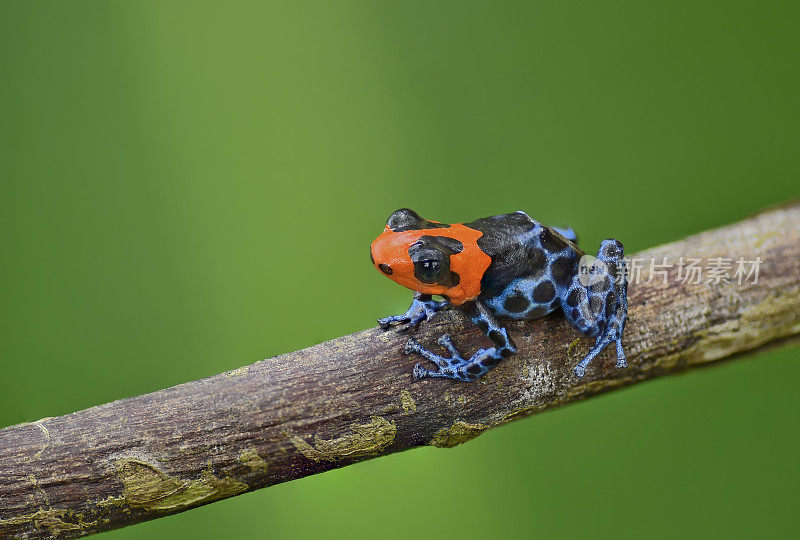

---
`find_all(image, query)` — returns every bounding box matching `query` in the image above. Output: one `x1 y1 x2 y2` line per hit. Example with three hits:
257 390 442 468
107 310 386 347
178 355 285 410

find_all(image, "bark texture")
1 201 799 539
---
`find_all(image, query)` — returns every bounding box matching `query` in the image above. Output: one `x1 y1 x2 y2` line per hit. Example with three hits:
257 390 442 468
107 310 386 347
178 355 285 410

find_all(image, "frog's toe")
397 314 428 334
378 315 405 330
436 333 463 360
412 363 433 380
615 340 627 369
382 313 430 334
405 337 458 372
573 364 587 378
404 338 422 355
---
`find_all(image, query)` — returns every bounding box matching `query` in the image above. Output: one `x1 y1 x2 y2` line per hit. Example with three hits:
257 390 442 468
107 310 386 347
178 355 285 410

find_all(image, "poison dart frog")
370 209 628 381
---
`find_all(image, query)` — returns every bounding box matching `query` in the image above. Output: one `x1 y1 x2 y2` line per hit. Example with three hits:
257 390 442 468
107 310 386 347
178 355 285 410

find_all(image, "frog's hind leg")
405 300 516 382
560 239 628 377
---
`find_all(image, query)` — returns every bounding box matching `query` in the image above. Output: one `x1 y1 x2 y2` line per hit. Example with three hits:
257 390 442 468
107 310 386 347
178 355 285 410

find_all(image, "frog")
370 208 628 381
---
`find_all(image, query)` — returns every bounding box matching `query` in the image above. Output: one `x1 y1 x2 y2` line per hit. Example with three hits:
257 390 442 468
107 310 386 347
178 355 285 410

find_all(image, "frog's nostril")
379 263 393 275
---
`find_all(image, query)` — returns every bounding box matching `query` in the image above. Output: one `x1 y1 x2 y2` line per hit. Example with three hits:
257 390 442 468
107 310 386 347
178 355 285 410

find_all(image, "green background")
2 1 799 538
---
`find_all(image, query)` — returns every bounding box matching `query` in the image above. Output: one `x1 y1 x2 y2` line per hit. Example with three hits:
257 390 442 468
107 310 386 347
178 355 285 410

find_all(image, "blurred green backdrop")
2 1 799 538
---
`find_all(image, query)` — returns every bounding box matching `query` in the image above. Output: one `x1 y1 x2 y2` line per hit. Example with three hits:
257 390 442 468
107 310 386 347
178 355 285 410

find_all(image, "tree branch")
2 201 799 539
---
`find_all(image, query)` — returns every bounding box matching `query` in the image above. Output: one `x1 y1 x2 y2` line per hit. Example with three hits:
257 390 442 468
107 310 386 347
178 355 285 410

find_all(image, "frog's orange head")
370 209 491 305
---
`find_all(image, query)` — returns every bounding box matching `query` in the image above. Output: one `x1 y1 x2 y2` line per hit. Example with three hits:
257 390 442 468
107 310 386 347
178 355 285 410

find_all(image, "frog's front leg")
378 292 448 334
561 239 628 377
406 299 516 381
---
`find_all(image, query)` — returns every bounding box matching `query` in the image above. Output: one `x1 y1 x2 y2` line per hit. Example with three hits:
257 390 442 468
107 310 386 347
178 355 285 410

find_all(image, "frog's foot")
378 296 447 334
561 239 629 378
573 329 626 378
572 282 628 377
405 334 501 382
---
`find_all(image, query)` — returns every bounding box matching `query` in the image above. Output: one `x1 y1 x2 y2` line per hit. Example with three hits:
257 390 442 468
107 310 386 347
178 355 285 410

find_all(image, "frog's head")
370 209 465 297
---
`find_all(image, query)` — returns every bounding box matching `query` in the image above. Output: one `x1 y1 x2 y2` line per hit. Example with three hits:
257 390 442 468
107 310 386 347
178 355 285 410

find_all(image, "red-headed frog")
371 209 628 381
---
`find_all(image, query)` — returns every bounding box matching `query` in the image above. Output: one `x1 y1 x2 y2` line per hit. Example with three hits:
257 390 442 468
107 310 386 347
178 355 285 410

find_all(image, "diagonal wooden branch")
2 201 800 539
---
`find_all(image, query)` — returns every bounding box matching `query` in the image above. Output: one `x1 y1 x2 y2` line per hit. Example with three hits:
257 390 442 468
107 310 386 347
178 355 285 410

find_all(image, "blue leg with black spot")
561 240 628 377
378 292 448 334
406 299 516 381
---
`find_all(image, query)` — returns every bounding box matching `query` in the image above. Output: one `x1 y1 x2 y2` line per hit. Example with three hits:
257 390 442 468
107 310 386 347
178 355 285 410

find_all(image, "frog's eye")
409 244 446 284
415 259 442 283
409 240 460 287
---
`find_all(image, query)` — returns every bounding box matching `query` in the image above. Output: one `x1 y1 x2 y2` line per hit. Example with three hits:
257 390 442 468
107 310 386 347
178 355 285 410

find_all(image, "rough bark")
1 201 799 539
